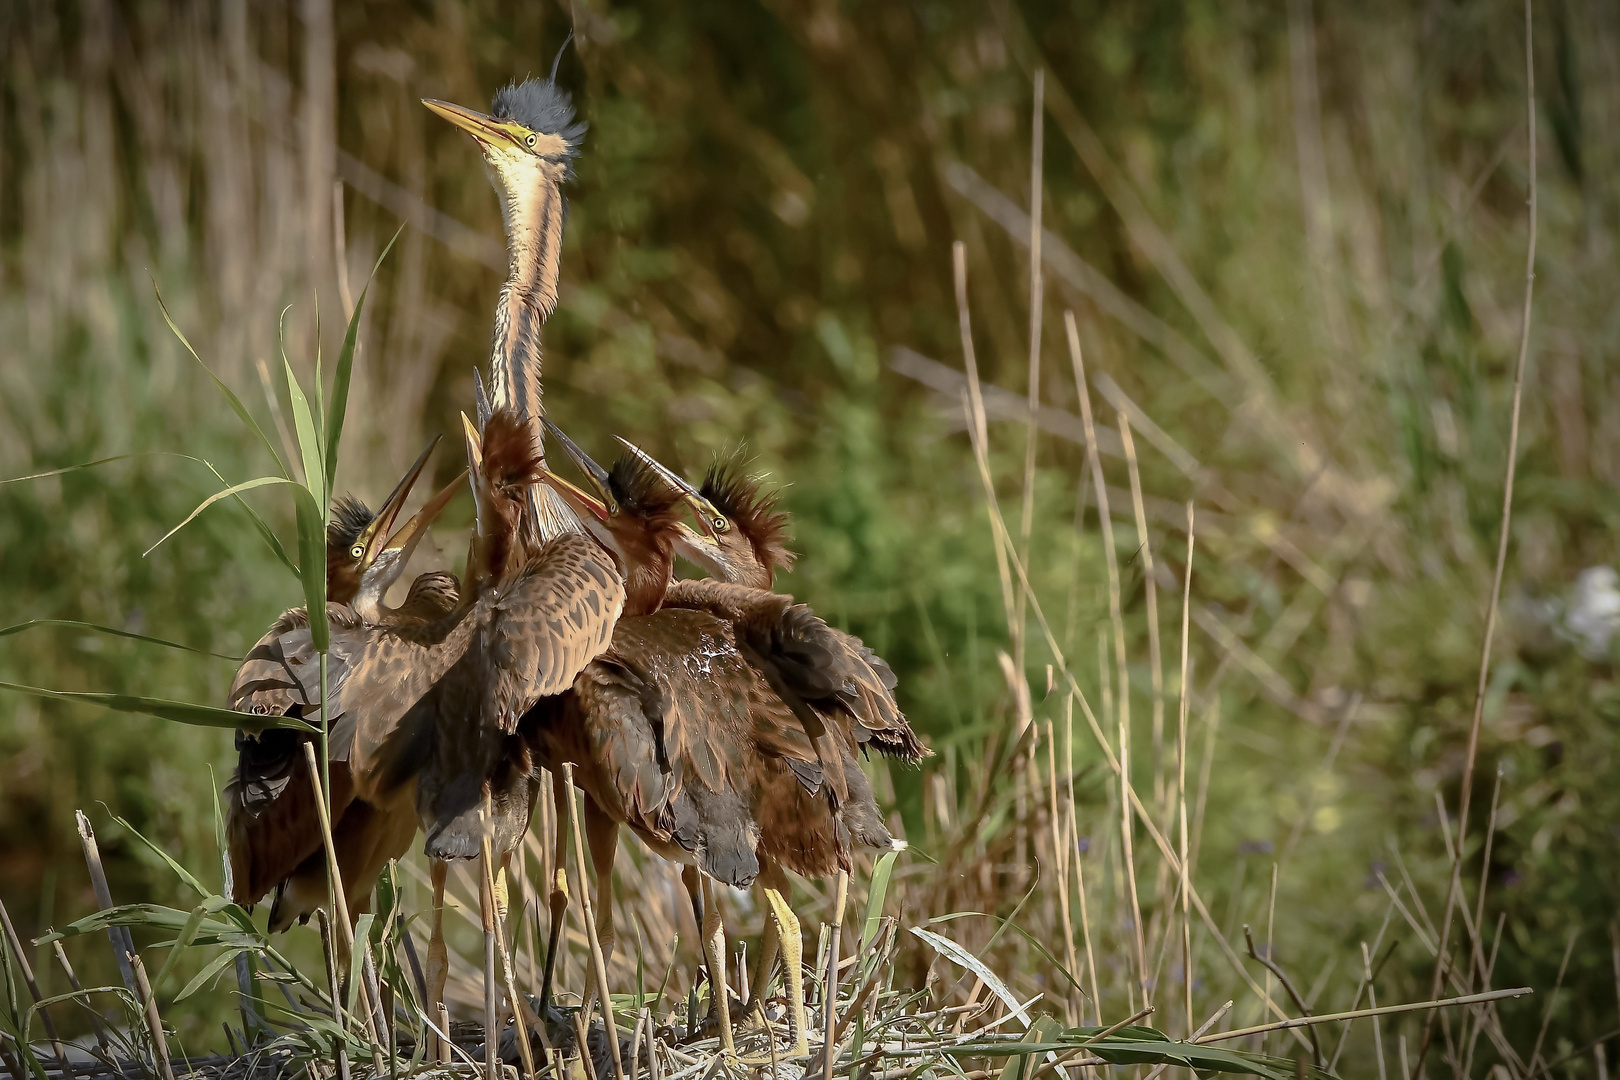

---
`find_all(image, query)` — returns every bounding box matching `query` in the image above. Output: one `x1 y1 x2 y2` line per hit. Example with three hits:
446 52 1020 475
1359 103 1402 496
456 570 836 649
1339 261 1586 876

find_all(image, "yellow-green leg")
699 875 735 1054
758 863 807 1058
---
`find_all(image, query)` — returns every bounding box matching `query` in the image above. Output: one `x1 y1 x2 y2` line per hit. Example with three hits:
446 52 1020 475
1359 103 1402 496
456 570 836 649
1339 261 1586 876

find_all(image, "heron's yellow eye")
526 133 537 149
712 516 729 532
350 544 365 559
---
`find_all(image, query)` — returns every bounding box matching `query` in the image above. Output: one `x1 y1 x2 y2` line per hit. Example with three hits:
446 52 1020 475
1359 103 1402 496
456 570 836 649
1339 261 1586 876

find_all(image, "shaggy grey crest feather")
490 76 587 157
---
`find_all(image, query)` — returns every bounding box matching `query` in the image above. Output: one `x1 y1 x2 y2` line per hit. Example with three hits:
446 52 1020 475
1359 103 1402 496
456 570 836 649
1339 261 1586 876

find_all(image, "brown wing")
559 608 774 887
484 530 625 725
412 531 624 862
664 578 928 761
225 605 359 907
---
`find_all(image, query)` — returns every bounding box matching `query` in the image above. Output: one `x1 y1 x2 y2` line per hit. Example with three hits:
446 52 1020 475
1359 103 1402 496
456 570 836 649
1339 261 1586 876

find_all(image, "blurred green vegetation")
3 0 1618 1072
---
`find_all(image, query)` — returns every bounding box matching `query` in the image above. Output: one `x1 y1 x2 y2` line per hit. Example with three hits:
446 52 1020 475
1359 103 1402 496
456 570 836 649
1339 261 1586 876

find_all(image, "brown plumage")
344 411 623 861
225 444 465 929
225 576 462 928
666 453 929 763
534 433 903 1054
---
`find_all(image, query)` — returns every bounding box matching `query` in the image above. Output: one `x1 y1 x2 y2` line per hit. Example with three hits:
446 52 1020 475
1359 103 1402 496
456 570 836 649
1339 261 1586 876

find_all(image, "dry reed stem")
951 242 1015 641
1042 718 1079 1026
823 869 850 1080
1142 1000 1233 1080
559 763 625 1080
1177 503 1195 1040
1261 865 1279 1057
948 390 1303 1045
127 953 175 1080
1200 988 1531 1045
315 911 351 1080
1525 931 1577 1078
1065 312 1147 1007
1326 898 1397 1071
49 941 111 1058
1062 694 1096 1026
1419 0 1538 1073
1015 69 1045 681
0 900 73 1080
74 813 136 997
1024 1006 1153 1080
301 743 382 1050
1242 923 1318 1066
489 868 536 1080
478 831 500 1080
1118 414 1167 821
1362 943 1388 1080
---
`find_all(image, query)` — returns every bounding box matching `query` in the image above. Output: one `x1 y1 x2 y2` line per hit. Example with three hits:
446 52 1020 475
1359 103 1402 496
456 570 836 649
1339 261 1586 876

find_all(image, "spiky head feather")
701 454 796 576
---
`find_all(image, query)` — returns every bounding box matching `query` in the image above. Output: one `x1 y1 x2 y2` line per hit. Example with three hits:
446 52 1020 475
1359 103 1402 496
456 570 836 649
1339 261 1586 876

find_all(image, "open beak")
422 98 518 148
380 467 467 565
536 466 608 523
672 521 726 564
610 436 729 538
355 436 440 565
462 412 486 531
543 418 616 513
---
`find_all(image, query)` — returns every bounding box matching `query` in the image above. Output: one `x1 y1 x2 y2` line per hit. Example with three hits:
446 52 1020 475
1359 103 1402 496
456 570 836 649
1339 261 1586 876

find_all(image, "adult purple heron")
225 439 463 929
422 66 586 545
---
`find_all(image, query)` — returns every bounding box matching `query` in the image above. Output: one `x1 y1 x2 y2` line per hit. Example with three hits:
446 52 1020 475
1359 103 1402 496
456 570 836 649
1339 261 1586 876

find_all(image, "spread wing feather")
413 531 624 861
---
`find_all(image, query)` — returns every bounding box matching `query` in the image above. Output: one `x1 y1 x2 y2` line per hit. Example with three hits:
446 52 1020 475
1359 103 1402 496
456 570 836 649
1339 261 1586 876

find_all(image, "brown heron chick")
623 441 929 762
423 68 586 544
338 409 623 1037
226 438 466 930
537 429 906 1058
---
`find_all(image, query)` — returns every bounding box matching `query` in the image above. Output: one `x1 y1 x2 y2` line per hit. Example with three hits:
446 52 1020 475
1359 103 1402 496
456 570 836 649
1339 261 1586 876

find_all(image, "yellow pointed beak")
355 436 440 565
536 466 609 522
543 418 617 513
423 98 524 148
380 467 467 564
611 435 729 539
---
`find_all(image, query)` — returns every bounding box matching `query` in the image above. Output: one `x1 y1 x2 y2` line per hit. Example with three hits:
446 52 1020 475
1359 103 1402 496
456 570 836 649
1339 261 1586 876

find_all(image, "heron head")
352 470 466 622
423 75 586 195
326 436 449 607
538 421 694 614
678 453 794 589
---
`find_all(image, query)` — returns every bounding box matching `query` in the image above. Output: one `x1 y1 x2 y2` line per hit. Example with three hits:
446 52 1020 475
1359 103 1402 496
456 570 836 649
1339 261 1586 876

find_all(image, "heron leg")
698 875 735 1054
427 858 449 1063
749 880 781 1014
538 775 571 1017
758 863 807 1059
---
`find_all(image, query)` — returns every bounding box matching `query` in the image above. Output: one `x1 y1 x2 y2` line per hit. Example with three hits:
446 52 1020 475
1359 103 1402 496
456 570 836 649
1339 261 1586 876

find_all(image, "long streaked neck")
488 164 580 542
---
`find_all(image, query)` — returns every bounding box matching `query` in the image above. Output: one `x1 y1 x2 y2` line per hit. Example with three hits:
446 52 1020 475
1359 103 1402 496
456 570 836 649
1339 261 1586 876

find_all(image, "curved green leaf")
0 620 241 661
151 280 288 479
326 222 406 495
289 484 328 652
0 681 315 734
910 926 1031 1028
143 475 298 557
176 949 246 1003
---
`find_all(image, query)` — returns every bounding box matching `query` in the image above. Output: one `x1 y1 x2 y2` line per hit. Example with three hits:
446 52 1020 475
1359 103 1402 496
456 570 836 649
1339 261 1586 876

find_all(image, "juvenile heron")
536 428 910 1058
613 442 930 1051
341 410 624 1044
226 439 464 928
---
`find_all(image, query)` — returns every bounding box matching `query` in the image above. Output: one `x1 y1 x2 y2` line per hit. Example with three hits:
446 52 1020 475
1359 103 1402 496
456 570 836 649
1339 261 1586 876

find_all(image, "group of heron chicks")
220 59 928 1071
